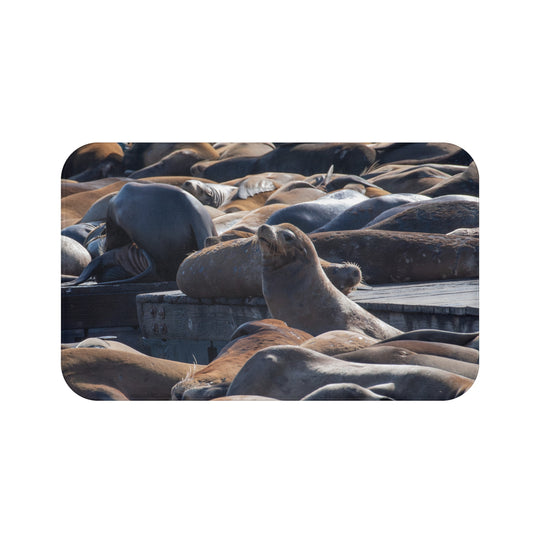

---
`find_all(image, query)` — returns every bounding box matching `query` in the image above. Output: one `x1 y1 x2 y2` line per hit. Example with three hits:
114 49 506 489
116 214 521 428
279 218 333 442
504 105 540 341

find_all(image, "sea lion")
226 345 473 400
214 142 276 159
300 383 393 401
171 319 312 400
181 179 238 207
104 182 216 281
301 330 379 356
266 189 368 233
62 347 202 400
62 143 124 181
310 229 478 284
419 161 479 198
264 181 325 205
369 339 479 364
192 143 377 182
61 235 91 276
64 243 155 285
61 180 128 228
369 142 473 167
335 345 478 380
312 193 430 233
364 197 479 234
177 234 363 298
127 144 219 178
257 223 401 338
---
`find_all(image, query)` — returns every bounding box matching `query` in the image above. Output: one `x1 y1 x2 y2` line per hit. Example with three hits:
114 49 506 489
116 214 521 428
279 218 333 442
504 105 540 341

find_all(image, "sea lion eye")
283 231 295 242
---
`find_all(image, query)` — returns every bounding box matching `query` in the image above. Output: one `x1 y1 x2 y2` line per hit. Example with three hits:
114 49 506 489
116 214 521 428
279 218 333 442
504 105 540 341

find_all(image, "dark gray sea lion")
61 221 103 245
265 190 368 233
364 197 479 234
312 193 430 233
63 243 156 285
362 194 478 226
370 142 473 167
310 229 479 284
102 182 216 281
226 345 473 400
257 223 401 338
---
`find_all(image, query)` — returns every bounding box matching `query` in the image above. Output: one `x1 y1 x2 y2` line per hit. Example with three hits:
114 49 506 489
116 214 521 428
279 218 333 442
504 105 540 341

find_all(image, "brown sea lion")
177 234 363 298
369 339 479 364
127 144 219 178
61 180 128 228
171 319 312 400
226 345 473 400
62 143 124 181
310 229 478 284
301 330 378 356
336 345 478 380
264 182 325 205
62 347 202 400
257 223 401 339
419 161 479 198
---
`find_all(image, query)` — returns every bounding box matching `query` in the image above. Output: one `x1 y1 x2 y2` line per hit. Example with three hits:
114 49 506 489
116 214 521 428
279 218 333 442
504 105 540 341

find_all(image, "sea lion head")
257 223 317 269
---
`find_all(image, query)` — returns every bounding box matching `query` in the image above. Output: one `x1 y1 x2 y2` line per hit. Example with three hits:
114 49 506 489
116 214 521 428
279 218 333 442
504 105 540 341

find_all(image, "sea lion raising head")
256 223 401 339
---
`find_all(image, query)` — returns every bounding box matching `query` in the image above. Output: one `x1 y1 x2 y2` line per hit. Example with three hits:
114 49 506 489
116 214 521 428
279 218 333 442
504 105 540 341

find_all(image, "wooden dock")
136 279 478 364
62 279 478 362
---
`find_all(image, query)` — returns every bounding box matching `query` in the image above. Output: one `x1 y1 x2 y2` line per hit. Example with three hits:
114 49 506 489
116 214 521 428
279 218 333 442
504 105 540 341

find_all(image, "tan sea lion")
257 223 401 339
301 330 378 356
62 347 202 400
177 234 363 298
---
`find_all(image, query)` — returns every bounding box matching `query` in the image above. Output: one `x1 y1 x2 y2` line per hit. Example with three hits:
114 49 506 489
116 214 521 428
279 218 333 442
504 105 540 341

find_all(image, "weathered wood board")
136 279 479 364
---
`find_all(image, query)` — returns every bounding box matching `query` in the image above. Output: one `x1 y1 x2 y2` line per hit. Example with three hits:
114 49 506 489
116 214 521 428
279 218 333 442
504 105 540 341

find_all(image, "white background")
2 1 538 539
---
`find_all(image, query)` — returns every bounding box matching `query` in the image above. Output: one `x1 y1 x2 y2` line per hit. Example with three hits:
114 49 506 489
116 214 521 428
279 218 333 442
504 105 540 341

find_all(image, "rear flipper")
378 329 479 347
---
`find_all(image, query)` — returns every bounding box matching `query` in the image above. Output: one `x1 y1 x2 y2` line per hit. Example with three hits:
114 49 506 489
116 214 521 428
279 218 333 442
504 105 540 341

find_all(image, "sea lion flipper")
378 329 479 346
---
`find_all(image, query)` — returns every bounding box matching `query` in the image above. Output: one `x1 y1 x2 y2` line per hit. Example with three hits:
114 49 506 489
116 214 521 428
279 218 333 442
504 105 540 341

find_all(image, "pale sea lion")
61 235 91 276
181 179 238 207
300 383 393 401
257 223 401 338
226 345 473 400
